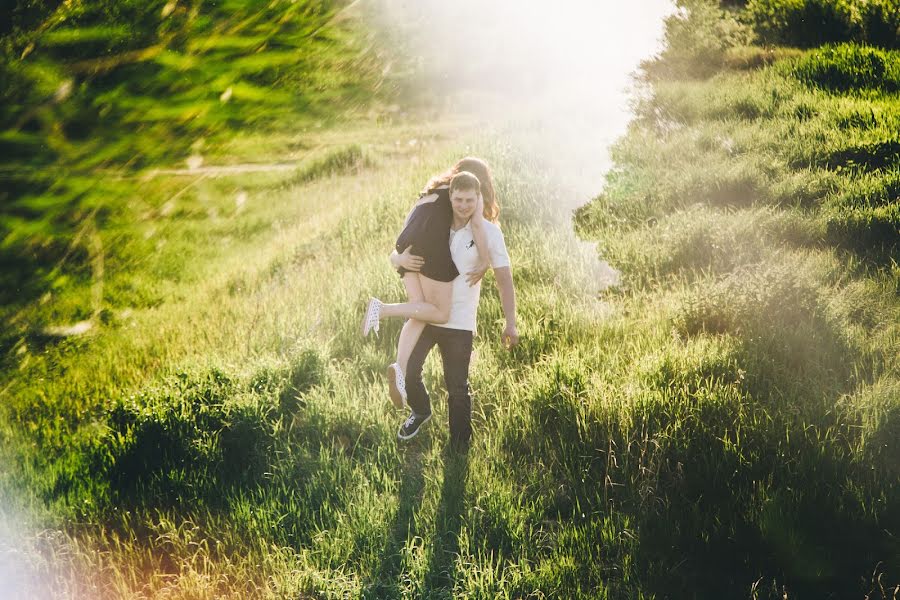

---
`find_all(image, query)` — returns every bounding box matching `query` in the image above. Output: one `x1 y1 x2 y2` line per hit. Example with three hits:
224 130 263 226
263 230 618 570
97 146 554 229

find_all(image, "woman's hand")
467 193 488 285
473 193 485 222
466 260 489 286
393 245 424 271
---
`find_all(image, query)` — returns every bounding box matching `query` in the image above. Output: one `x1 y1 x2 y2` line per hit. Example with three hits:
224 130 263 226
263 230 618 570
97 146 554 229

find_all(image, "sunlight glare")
372 0 674 207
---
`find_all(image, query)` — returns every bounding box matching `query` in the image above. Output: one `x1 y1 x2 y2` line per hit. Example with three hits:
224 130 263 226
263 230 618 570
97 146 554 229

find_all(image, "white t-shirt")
435 219 510 332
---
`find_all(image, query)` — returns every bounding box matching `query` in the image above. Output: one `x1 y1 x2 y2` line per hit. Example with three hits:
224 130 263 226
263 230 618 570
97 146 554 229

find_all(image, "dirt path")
140 162 300 179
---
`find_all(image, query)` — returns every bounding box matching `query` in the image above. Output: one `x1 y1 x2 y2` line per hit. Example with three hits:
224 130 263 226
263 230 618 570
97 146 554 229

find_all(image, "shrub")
643 0 752 79
747 0 855 47
101 367 278 504
787 43 900 92
747 0 900 48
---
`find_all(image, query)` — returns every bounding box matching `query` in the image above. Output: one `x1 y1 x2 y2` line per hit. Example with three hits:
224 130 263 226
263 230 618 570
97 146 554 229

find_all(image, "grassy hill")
1 0 898 598
0 0 388 347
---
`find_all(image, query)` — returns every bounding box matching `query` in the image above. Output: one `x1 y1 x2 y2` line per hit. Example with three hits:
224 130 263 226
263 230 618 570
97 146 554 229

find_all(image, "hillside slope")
1 1 898 598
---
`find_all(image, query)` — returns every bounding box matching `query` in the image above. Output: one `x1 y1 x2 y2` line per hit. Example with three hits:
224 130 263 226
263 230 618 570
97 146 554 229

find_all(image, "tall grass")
572 2 900 597
2 117 898 597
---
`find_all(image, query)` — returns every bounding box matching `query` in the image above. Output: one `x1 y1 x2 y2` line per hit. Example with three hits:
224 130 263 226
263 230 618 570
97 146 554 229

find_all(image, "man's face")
450 188 479 222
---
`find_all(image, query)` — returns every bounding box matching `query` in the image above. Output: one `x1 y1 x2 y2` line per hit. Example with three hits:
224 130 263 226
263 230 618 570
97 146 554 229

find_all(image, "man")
394 171 519 447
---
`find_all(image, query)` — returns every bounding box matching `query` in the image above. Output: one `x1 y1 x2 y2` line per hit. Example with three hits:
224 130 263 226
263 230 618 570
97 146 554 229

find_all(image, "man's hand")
393 245 424 272
466 260 489 287
501 324 519 349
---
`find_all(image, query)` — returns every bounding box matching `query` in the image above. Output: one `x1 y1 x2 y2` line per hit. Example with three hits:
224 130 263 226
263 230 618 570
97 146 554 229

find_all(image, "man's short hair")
450 171 480 194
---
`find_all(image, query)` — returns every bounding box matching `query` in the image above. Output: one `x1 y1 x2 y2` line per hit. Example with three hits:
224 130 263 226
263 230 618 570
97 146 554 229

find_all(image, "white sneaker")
387 363 408 410
361 297 382 337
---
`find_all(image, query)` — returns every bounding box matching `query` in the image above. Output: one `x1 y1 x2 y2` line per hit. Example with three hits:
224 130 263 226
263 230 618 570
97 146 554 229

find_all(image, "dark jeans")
406 324 474 444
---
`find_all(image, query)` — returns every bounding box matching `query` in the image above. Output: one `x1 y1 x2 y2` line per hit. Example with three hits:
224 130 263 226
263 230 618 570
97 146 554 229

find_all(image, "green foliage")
2 1 900 598
103 368 255 502
1 122 898 598
573 4 900 594
643 0 752 79
287 144 375 186
249 349 327 414
823 202 900 257
100 352 325 509
0 0 390 324
674 254 854 400
787 43 900 92
593 205 821 290
746 0 900 48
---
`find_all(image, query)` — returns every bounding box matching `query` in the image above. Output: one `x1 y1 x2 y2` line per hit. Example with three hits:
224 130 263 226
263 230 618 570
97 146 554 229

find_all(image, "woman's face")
450 188 479 222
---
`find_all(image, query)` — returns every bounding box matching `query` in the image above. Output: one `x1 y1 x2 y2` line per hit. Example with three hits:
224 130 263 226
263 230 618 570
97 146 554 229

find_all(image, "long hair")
422 156 500 223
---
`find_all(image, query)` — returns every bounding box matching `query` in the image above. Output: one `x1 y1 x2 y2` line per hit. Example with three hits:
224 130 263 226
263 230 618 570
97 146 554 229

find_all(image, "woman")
361 157 501 409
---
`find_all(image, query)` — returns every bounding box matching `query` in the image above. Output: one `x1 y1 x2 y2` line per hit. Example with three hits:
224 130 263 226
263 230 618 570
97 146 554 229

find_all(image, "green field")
1 0 899 598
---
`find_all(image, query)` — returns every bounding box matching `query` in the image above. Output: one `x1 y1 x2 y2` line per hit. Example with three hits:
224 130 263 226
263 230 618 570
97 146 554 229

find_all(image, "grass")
1 0 390 325
1 1 899 598
3 119 898 597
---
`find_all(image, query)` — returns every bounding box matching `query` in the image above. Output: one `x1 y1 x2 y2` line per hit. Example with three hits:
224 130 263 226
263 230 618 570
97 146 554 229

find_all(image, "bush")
747 0 900 48
643 0 751 79
101 367 278 504
787 43 900 92
747 0 855 47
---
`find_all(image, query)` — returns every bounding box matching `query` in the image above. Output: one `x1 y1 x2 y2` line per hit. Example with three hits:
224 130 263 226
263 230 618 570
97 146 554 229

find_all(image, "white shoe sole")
397 413 431 441
387 364 407 410
361 298 380 337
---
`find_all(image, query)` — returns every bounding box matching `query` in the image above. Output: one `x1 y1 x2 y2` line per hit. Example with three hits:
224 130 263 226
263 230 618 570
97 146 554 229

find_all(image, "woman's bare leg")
379 275 452 324
385 274 452 409
396 319 426 374
396 273 427 374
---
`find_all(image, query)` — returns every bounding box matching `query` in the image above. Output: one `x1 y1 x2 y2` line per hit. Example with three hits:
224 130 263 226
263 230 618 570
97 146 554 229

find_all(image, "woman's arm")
465 194 491 286
493 266 519 348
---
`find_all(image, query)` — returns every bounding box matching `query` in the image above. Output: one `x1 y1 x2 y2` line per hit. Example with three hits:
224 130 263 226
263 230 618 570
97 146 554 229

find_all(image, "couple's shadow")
363 440 470 599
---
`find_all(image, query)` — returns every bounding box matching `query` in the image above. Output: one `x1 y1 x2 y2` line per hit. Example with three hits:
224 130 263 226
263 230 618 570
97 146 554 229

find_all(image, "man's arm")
493 266 519 348
391 246 424 271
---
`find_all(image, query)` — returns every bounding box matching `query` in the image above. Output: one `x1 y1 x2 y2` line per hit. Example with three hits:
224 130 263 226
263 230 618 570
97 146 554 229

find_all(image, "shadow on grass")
362 441 470 599
362 440 429 599
424 446 470 598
